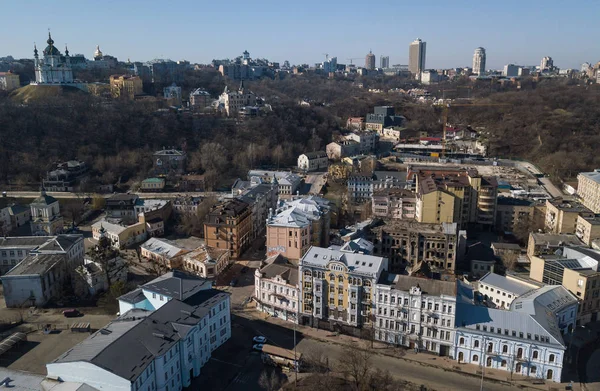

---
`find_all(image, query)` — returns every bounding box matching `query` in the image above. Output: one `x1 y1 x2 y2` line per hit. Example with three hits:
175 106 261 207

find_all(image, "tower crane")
323 53 329 61
441 102 512 158
346 58 362 65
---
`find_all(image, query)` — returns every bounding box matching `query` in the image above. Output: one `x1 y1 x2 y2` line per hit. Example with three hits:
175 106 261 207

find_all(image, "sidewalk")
236 305 563 391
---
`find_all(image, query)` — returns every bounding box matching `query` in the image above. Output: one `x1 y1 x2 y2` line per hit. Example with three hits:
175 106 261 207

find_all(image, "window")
473 340 479 348
531 366 536 375
517 348 523 359
549 354 555 363
473 354 479 362
532 350 538 360
502 345 508 354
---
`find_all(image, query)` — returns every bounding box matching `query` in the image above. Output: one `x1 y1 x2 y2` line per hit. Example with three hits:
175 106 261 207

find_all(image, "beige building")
218 81 257 116
529 246 600 324
204 199 252 259
109 74 143 99
30 190 64 236
577 170 600 213
298 246 388 328
527 232 583 259
413 167 498 229
0 71 20 91
575 215 600 246
297 151 328 172
173 246 231 279
371 189 416 220
91 217 147 250
367 220 466 275
140 237 189 269
266 196 330 260
495 197 537 233
254 254 300 323
544 198 593 234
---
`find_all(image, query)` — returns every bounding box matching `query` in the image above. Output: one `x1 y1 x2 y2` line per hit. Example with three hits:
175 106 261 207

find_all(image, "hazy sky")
2 0 599 70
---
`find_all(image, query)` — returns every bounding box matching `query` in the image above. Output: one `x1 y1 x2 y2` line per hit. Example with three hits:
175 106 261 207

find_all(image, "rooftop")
268 196 330 228
91 219 137 235
301 246 387 277
510 285 577 316
135 199 169 210
140 270 213 301
141 237 187 259
179 246 229 265
206 199 250 223
106 194 139 203
4 253 65 276
478 272 534 296
371 220 458 236
258 254 299 286
141 178 165 184
579 169 600 185
579 215 600 226
547 198 592 213
491 242 521 250
302 151 327 159
497 197 535 206
377 272 456 296
530 233 583 247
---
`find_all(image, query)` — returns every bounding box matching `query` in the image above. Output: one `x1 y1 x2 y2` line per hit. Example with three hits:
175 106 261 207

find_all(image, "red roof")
419 137 441 142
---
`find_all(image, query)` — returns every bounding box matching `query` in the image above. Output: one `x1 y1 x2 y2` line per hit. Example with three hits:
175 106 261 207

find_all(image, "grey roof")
529 233 582 247
39 235 83 252
578 170 600 185
478 272 533 296
259 254 299 286
339 238 374 254
31 192 58 206
3 254 65 276
302 151 327 159
301 246 387 277
0 236 53 249
491 242 521 250
118 288 146 304
373 171 407 182
237 184 274 206
377 272 457 296
510 285 577 316
140 270 213 300
141 238 186 259
6 204 29 215
0 368 99 391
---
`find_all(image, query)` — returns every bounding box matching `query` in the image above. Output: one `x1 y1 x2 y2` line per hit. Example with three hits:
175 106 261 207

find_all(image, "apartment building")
0 234 84 275
544 198 593 234
477 272 542 310
529 246 600 325
348 171 408 203
526 233 583 259
204 199 252 259
297 151 328 172
298 246 388 329
266 196 330 260
374 273 457 355
577 170 600 213
412 166 498 229
575 215 600 246
48 272 230 391
367 220 466 275
218 81 257 116
345 132 378 155
365 106 405 132
495 197 537 233
372 189 416 219
109 74 143 99
105 194 139 220
247 170 302 197
0 71 20 91
326 140 359 160
254 254 300 323
236 183 278 241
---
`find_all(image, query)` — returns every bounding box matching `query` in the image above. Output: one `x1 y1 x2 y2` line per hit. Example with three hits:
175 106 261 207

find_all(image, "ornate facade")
33 32 74 85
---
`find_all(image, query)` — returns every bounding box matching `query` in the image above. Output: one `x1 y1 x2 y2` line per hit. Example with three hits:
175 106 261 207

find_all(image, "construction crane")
441 102 512 158
323 53 329 61
346 58 362 65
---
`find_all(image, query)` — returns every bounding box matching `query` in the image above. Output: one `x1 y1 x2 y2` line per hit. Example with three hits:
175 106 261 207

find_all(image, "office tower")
472 47 486 75
408 38 426 76
541 56 553 71
380 55 390 69
365 50 376 70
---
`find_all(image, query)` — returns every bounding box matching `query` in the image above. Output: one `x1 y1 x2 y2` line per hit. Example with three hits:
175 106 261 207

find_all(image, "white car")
252 344 264 351
253 336 267 344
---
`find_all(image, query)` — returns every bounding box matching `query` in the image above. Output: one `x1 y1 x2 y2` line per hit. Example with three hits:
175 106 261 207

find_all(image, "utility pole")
480 337 486 391
294 308 298 387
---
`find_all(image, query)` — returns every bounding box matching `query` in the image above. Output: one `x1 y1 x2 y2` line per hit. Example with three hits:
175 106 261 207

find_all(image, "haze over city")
1 0 599 69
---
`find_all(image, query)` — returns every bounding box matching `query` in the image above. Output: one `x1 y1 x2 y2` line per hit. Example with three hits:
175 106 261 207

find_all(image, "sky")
2 0 599 70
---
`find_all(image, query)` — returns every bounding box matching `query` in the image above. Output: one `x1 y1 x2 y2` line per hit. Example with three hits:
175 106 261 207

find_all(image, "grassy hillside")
10 84 88 104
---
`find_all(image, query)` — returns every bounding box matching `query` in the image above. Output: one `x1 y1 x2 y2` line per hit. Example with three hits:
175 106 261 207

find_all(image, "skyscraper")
365 50 376 70
540 56 553 71
408 38 426 77
380 56 390 69
472 47 486 75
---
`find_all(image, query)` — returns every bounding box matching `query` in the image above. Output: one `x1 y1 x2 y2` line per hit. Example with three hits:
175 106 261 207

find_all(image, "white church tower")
33 32 74 85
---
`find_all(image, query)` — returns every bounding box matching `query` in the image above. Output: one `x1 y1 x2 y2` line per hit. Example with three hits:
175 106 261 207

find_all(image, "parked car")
252 344 264 352
229 278 238 287
240 266 249 274
62 309 81 318
253 336 267 344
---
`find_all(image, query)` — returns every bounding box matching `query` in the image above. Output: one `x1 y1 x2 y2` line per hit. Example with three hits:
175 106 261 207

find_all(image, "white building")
174 246 231 279
453 284 575 383
74 256 128 296
254 254 300 323
540 56 554 71
32 32 74 85
345 132 378 155
247 170 302 197
164 83 182 106
30 189 64 236
374 273 457 355
472 47 486 75
0 234 84 275
297 151 328 172
48 271 231 391
217 81 257 116
477 272 542 309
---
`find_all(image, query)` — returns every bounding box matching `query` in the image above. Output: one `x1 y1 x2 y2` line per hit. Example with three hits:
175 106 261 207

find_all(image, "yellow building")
109 74 143 99
529 246 600 324
298 246 388 329
577 170 600 213
0 71 20 91
575 215 600 246
140 178 166 191
91 217 147 250
544 198 593 234
413 167 497 229
204 199 252 259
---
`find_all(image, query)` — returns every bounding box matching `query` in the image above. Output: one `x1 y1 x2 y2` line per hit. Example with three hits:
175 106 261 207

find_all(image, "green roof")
142 178 165 183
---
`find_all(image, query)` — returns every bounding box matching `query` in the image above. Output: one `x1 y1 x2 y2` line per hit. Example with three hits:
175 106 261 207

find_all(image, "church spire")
64 44 69 56
33 43 38 57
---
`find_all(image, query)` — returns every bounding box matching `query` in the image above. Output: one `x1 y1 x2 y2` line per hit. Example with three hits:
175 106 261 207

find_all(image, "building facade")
204 200 252 259
544 198 593 234
32 32 74 85
92 218 147 250
298 246 388 329
577 170 600 213
409 39 426 78
218 81 257 116
0 71 20 91
365 51 376 70
575 215 600 246
297 151 328 172
472 47 486 75
371 189 416 220
109 74 143 99
374 274 457 355
30 189 64 236
477 272 541 310
254 254 300 323
153 149 186 175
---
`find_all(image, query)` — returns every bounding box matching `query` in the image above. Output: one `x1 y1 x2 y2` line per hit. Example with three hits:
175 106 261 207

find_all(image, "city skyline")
1 0 599 69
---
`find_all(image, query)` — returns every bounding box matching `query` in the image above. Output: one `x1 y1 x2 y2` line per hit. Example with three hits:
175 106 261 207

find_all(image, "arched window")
304 270 312 277
532 350 538 360
458 352 464 362
459 337 465 346
546 369 553 380
549 354 555 363
473 354 479 362
338 275 344 283
515 363 522 373
531 366 537 375
329 274 335 282
364 280 371 287
486 357 492 367
502 345 508 354
473 340 480 348
517 348 523 359
487 343 493 353
501 360 507 368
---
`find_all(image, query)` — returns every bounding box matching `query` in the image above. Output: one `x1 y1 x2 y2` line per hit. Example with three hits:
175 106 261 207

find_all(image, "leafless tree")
272 145 284 169
501 252 519 272
337 343 373 391
258 368 281 391
87 235 126 288
304 344 330 373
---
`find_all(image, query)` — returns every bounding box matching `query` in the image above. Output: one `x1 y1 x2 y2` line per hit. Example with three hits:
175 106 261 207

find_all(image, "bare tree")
258 368 281 391
87 234 126 288
501 252 519 272
337 343 373 391
63 197 85 227
304 344 330 373
272 145 284 169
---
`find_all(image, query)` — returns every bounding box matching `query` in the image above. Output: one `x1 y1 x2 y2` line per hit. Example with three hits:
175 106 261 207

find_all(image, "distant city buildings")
217 81 257 116
472 47 486 75
163 83 182 106
365 50 376 70
540 56 554 71
0 71 20 91
409 38 426 78
109 74 143 99
380 55 390 69
189 88 211 110
32 32 74 85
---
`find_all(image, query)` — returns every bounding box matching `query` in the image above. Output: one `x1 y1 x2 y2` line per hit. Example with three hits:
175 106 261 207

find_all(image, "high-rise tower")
365 50 376 70
409 39 426 77
472 47 486 75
